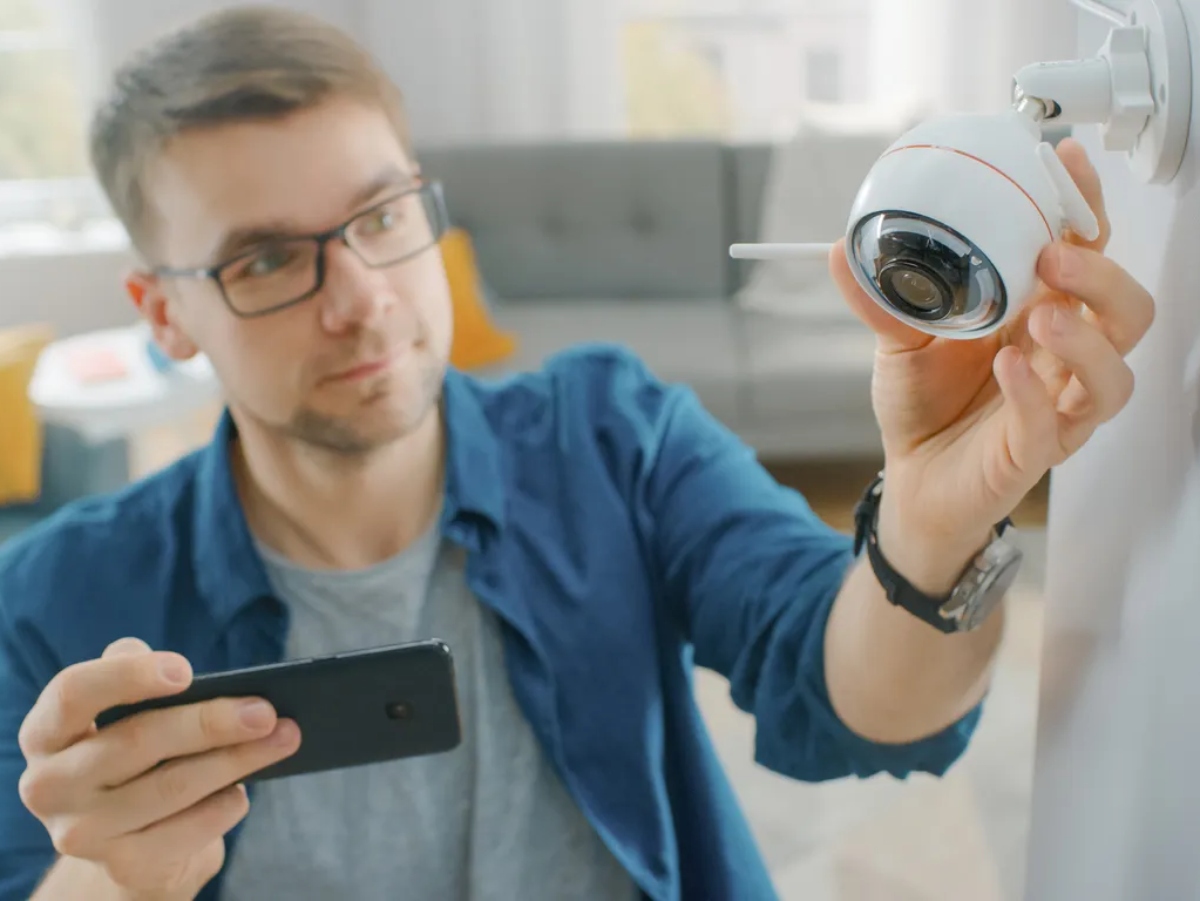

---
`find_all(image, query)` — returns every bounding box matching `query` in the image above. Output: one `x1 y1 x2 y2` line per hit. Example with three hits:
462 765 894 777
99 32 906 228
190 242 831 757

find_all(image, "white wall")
1025 1 1200 898
869 0 1079 116
76 0 623 144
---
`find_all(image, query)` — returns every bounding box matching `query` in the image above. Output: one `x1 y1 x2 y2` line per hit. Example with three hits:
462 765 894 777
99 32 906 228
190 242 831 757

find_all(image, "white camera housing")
839 109 1100 338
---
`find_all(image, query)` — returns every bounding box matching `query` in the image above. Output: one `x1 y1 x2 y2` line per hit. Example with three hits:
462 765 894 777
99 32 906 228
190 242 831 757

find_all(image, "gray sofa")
418 139 882 460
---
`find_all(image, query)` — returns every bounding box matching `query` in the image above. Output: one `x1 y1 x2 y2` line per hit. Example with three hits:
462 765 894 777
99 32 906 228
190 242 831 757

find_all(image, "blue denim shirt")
0 344 980 901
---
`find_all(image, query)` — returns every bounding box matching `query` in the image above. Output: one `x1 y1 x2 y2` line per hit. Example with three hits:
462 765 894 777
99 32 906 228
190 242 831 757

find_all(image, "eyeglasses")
152 179 450 318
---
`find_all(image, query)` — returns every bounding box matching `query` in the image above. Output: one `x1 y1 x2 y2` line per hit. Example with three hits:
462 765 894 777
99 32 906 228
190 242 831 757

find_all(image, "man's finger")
19 652 193 758
1055 138 1112 252
80 696 278 790
1036 242 1155 355
102 782 248 891
828 238 935 354
1028 303 1136 429
992 344 1061 478
99 720 299 835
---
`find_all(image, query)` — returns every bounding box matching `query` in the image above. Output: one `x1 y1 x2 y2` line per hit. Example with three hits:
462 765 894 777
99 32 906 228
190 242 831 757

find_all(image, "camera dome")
850 212 1006 331
842 109 1098 339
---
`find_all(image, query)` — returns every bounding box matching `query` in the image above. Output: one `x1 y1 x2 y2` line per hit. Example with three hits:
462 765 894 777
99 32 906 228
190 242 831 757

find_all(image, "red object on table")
65 346 130 384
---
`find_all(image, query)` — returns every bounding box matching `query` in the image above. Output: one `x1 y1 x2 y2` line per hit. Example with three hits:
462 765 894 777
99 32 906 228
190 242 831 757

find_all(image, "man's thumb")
103 636 152 658
828 238 934 353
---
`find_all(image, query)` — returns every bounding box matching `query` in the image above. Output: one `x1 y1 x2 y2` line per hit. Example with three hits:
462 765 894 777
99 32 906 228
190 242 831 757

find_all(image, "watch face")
943 541 1024 631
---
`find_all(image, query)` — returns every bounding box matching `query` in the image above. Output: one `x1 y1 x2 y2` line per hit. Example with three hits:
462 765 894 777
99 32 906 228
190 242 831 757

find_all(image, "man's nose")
317 239 396 330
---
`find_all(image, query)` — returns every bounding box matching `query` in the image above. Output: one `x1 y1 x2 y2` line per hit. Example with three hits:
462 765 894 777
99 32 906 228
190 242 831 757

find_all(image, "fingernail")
239 700 274 730
1057 243 1080 279
159 657 191 685
1051 305 1070 335
106 637 150 657
268 720 299 747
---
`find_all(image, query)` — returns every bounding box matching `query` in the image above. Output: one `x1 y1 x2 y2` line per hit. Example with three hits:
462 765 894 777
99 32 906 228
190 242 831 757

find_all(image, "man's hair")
89 5 413 257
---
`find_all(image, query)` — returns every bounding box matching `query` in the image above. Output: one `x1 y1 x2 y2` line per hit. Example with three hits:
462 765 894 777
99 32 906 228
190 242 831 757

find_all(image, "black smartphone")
94 640 461 781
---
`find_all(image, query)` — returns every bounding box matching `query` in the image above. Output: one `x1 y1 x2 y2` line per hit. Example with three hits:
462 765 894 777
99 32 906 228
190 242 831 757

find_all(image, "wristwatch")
852 471 1024 633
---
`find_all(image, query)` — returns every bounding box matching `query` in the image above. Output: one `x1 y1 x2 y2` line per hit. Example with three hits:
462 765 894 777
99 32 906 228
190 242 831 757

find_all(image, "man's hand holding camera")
830 138 1154 591
820 138 1153 746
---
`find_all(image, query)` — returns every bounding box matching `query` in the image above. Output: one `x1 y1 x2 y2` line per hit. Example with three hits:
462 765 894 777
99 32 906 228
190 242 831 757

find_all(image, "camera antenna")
728 243 835 261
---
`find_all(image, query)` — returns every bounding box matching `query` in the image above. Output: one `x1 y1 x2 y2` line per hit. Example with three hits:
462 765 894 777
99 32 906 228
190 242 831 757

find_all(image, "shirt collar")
191 368 507 625
439 367 507 533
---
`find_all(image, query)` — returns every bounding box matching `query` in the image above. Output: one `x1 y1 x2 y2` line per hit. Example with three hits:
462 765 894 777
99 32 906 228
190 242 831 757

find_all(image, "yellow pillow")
440 228 518 370
0 323 54 506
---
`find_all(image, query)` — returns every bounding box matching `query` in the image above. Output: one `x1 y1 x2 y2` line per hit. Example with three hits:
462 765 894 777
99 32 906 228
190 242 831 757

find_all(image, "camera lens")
385 701 411 720
890 270 942 310
850 211 1006 334
880 263 952 317
873 229 969 321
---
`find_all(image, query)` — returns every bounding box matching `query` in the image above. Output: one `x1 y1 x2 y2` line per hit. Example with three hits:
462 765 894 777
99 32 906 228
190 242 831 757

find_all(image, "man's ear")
125 270 200 362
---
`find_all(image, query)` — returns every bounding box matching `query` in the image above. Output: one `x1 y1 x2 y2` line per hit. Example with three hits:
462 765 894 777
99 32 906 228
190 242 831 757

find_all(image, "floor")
132 421 1048 901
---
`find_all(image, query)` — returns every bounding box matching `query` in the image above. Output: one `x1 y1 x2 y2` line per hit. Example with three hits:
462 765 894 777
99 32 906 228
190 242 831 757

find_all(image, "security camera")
732 0 1192 339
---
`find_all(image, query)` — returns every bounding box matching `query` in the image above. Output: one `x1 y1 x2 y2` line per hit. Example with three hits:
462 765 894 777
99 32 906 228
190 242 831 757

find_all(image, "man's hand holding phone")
16 637 301 900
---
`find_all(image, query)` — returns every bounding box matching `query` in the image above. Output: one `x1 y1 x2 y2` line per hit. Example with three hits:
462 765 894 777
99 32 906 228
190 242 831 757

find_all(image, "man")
0 6 1153 901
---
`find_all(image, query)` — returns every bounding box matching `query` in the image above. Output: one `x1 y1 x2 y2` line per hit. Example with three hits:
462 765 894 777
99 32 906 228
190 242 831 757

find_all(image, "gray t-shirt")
219 524 638 901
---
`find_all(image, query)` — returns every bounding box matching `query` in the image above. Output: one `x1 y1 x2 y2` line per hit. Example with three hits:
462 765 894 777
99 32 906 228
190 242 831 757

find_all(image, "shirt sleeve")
0 580 58 900
599 346 982 782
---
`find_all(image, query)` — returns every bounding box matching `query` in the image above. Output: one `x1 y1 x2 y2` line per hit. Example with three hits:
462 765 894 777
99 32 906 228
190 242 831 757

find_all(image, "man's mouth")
326 351 398 383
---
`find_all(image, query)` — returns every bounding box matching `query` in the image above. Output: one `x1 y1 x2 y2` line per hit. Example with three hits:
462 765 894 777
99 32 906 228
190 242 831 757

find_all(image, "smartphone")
94 640 461 781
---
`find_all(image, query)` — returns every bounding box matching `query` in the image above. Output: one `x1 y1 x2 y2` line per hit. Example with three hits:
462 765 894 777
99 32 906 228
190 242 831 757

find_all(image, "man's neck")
231 410 446 571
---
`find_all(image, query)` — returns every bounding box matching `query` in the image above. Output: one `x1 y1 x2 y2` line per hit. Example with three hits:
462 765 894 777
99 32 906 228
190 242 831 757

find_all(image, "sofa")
1 136 889 546
417 138 884 460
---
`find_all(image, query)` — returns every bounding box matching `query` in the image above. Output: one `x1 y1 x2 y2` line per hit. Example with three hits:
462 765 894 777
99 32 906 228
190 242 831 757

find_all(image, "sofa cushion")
418 141 730 300
735 121 905 307
739 307 876 416
736 305 881 458
485 298 742 431
440 227 519 370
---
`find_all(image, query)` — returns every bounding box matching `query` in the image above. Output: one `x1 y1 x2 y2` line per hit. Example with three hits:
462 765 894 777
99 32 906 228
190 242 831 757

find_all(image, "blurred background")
0 1 1084 898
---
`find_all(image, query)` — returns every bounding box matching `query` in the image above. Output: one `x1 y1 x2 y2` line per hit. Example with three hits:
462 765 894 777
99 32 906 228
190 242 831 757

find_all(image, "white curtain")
74 0 1079 145
74 0 624 145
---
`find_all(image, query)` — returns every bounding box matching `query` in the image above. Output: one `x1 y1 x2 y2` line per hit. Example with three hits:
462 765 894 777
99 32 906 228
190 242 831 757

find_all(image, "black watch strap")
852 472 1012 634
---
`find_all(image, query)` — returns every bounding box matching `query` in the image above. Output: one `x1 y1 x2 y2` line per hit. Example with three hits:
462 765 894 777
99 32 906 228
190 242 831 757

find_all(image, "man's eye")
238 246 294 279
360 208 398 235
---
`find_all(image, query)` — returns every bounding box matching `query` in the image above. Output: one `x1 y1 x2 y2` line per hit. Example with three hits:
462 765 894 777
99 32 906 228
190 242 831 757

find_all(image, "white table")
28 324 221 444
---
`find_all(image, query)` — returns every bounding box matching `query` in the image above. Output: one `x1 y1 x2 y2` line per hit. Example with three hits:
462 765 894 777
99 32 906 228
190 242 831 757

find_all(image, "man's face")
134 95 452 455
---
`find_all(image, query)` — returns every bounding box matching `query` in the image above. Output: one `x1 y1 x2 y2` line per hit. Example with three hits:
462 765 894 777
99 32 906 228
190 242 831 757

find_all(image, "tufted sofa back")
417 140 772 302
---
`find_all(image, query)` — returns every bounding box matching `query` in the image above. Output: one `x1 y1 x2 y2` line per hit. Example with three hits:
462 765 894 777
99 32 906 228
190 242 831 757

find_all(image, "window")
619 0 932 140
619 0 1022 139
0 0 87 181
0 0 114 252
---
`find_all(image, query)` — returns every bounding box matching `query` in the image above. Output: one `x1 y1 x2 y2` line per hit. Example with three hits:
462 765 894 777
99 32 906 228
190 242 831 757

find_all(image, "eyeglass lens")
218 185 445 315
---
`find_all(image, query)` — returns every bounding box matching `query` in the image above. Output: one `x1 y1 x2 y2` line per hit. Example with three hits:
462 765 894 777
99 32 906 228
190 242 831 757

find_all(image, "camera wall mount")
1014 0 1193 184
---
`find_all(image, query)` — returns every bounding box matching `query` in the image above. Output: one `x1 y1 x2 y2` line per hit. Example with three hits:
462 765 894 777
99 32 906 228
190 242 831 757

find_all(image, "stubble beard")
285 355 446 457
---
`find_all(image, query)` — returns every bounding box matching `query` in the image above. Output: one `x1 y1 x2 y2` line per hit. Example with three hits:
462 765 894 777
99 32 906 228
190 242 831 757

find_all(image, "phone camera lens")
385 701 411 721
